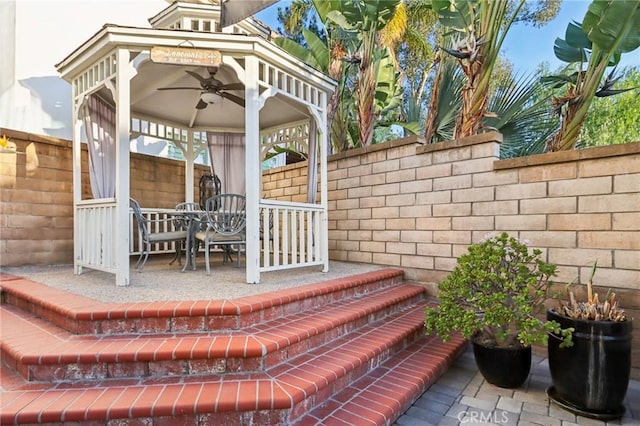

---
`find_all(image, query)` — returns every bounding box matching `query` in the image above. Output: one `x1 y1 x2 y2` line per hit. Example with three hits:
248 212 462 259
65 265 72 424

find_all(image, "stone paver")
394 343 639 426
496 396 523 414
414 398 451 415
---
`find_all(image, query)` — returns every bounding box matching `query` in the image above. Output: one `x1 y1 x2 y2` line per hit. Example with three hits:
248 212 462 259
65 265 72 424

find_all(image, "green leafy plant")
425 232 573 348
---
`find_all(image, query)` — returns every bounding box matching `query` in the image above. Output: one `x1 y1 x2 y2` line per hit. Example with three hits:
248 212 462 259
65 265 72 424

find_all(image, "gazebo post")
319 104 329 273
114 47 131 286
72 100 83 275
244 55 260 284
184 132 195 204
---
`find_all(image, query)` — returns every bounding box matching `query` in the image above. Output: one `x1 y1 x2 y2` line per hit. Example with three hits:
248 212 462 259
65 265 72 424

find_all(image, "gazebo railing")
75 198 117 273
129 208 184 256
77 200 326 274
259 199 326 272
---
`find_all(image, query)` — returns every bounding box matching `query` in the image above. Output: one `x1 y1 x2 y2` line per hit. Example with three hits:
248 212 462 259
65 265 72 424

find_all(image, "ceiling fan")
157 67 245 109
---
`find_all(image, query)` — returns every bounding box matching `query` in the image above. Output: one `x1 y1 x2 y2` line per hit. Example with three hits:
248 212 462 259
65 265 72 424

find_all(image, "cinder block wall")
265 132 639 293
0 128 209 266
263 132 640 374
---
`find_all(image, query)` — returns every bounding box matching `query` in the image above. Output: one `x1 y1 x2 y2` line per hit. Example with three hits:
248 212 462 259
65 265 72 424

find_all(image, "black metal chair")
129 198 188 271
199 173 222 209
194 194 246 275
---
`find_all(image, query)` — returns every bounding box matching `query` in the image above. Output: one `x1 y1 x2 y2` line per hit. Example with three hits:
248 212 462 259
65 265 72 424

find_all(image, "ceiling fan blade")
157 87 202 91
186 70 207 84
219 83 244 91
219 92 245 108
196 99 208 110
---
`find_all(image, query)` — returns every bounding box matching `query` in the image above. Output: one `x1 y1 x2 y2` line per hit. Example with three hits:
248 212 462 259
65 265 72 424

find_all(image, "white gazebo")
55 1 336 285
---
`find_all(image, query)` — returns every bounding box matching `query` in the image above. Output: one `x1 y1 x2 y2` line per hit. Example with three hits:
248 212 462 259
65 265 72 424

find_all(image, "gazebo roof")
55 3 335 131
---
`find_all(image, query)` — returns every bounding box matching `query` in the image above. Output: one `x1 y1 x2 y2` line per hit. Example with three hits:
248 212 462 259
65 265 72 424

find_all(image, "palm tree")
486 72 558 158
276 0 404 151
274 3 349 151
424 54 463 143
314 0 401 147
429 0 526 138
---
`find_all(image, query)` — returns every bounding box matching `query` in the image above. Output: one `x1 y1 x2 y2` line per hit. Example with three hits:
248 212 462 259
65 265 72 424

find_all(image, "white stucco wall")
0 0 167 139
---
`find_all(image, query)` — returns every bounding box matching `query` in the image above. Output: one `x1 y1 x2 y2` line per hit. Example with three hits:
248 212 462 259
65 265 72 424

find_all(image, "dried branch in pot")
556 262 627 322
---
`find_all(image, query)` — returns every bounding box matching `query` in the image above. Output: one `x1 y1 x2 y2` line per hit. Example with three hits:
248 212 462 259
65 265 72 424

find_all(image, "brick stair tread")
0 304 454 424
297 334 468 425
0 269 405 323
1 284 424 370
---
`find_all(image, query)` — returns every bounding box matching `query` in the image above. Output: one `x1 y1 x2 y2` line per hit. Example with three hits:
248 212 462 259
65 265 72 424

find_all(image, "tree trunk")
357 31 377 148
424 56 442 143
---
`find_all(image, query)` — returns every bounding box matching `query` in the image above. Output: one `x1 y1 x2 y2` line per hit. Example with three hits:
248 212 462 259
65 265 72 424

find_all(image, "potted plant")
547 262 632 420
424 232 572 388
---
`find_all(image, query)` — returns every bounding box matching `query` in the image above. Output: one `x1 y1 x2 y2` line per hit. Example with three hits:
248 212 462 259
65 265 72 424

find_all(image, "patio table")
169 210 205 272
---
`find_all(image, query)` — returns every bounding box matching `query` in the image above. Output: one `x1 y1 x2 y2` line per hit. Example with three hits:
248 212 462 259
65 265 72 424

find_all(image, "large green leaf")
553 37 587 63
540 73 578 89
312 0 342 23
273 37 319 69
326 0 400 32
484 72 557 158
302 28 329 71
583 0 640 53
325 10 355 30
565 21 591 50
392 121 421 135
431 0 474 30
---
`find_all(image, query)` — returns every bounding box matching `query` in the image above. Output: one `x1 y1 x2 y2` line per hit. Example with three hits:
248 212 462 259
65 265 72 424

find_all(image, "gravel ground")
1 254 385 303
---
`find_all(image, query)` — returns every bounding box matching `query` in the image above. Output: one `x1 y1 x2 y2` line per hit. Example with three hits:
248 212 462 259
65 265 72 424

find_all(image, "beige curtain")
82 94 116 198
207 132 246 195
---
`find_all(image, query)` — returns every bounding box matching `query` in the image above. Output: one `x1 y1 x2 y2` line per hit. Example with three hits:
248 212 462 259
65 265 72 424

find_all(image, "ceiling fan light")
201 92 221 104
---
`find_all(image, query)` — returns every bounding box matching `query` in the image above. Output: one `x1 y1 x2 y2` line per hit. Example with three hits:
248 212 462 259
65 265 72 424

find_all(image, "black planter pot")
472 339 531 388
546 309 633 420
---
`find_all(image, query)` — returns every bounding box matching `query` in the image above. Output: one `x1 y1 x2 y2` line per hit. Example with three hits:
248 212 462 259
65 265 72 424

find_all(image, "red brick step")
1 269 405 335
1 284 423 382
1 269 466 425
1 324 465 425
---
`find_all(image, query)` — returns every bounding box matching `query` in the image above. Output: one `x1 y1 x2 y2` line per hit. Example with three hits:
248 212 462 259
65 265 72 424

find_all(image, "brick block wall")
262 133 640 375
262 132 639 292
0 128 209 267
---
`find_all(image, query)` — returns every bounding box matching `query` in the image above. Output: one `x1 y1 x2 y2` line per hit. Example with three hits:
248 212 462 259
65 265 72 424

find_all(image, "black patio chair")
194 194 246 275
129 198 188 271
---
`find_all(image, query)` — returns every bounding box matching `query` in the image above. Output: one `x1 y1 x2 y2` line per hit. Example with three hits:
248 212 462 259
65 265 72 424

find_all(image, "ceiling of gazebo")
129 58 308 130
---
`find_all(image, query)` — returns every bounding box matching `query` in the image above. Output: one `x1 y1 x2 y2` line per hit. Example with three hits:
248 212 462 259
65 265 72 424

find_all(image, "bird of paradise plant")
429 0 526 139
543 0 640 151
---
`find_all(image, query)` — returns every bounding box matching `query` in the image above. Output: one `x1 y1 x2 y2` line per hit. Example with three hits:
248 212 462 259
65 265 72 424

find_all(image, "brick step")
0 305 465 425
0 269 405 335
1 284 425 382
296 333 468 425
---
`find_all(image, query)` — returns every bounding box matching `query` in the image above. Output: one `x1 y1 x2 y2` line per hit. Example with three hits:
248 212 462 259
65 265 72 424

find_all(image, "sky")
4 0 637 140
10 0 639 80
255 0 640 73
